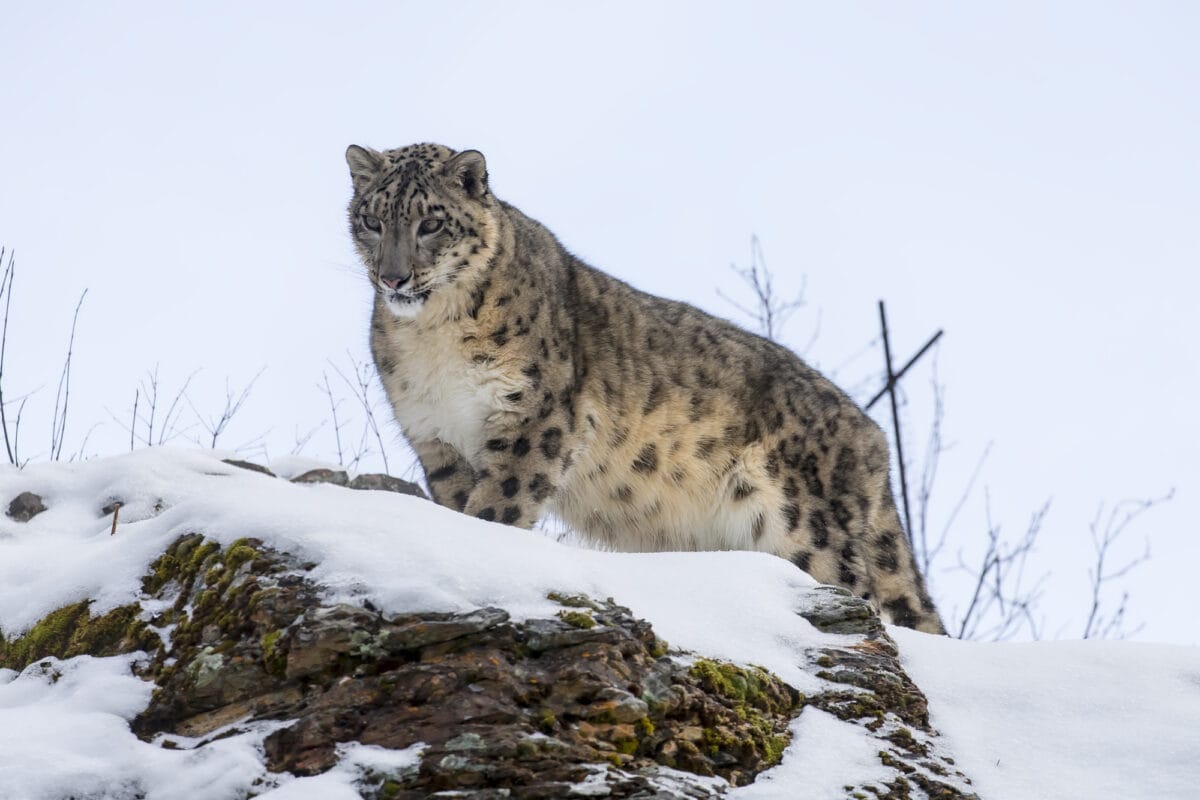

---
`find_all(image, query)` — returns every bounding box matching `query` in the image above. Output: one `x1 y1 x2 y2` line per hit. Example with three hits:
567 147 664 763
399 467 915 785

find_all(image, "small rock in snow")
348 472 426 498
7 491 46 522
221 459 277 477
291 468 350 487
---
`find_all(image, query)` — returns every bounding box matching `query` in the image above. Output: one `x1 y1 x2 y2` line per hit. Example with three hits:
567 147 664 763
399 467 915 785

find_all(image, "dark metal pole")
864 328 944 412
878 301 914 544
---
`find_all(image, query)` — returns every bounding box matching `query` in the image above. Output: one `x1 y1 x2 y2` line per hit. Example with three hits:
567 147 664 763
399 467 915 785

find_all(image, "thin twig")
291 420 326 456
953 491 1051 641
70 422 101 462
320 372 346 466
331 353 392 474
0 248 17 464
937 441 993 566
12 395 27 467
50 289 88 461
188 367 265 449
1082 490 1173 639
155 369 199 445
129 388 139 451
716 235 808 342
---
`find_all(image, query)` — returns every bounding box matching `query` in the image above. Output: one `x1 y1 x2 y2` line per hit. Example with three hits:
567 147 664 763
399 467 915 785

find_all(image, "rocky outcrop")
1 465 977 799
799 587 976 798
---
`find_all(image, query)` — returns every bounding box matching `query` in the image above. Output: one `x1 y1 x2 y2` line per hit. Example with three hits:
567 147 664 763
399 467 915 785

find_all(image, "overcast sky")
2 2 1197 644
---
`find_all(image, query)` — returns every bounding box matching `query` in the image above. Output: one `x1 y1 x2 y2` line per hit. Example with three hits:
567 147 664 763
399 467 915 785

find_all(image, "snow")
896 628 1200 800
0 655 281 800
255 742 425 799
2 449 1199 799
729 709 892 799
0 652 411 800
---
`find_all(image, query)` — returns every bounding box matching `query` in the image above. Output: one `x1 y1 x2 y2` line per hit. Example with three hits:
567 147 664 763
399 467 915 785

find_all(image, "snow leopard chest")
376 326 515 464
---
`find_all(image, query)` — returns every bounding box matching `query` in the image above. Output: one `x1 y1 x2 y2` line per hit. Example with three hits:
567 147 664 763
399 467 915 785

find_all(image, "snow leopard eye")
360 214 382 233
417 218 443 236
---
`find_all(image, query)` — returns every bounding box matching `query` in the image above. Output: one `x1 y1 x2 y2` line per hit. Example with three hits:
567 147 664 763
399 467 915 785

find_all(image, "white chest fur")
376 322 514 464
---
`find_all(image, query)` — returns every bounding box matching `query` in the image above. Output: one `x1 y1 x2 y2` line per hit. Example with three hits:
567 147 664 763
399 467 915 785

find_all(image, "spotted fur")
346 142 944 633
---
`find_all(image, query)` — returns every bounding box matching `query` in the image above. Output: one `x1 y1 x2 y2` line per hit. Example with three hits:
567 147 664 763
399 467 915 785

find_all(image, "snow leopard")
344 142 944 633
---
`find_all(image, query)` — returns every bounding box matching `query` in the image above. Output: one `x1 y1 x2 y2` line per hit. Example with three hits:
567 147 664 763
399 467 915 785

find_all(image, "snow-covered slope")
897 630 1200 800
0 449 827 689
1 450 1197 799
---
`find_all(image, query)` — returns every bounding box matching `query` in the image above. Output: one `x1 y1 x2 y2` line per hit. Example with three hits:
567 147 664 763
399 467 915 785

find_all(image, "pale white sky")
1 2 1197 643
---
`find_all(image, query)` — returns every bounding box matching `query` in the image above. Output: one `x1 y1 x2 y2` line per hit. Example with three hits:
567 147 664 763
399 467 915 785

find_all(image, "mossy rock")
0 520 977 797
546 590 601 610
688 659 802 768
556 610 596 629
0 600 158 671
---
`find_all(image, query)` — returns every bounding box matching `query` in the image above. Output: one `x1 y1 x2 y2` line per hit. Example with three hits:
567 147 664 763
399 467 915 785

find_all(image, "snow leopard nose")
379 236 413 289
380 271 411 291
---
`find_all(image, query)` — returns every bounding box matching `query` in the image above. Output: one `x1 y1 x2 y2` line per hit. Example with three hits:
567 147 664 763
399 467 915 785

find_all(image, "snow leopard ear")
345 145 383 193
443 149 488 200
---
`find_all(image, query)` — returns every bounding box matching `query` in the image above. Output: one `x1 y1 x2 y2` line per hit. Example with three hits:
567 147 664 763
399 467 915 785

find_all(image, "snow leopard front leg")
459 419 570 528
414 440 478 513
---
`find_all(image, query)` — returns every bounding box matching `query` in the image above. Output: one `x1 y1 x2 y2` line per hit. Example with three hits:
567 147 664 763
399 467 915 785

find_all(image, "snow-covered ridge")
1 449 1198 799
0 448 828 687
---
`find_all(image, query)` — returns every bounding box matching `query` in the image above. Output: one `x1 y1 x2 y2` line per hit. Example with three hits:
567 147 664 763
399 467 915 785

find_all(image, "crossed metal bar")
865 301 943 546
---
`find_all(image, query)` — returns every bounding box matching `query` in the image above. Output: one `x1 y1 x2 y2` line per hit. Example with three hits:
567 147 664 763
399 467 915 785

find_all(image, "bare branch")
954 515 999 640
12 395 28 467
400 453 424 485
155 369 199 445
937 441 993 564
0 247 17 464
69 422 102 462
233 429 271 462
188 367 265 449
136 365 199 447
320 371 346 466
50 289 88 461
716 235 809 342
108 367 202 450
330 353 393 474
129 388 139 451
291 420 327 456
1082 490 1173 639
953 491 1051 641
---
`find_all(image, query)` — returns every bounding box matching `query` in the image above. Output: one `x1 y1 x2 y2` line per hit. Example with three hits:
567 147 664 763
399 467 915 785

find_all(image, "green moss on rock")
224 539 259 571
546 591 600 610
142 533 215 597
556 610 596 629
261 629 287 676
689 658 801 768
0 601 158 670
